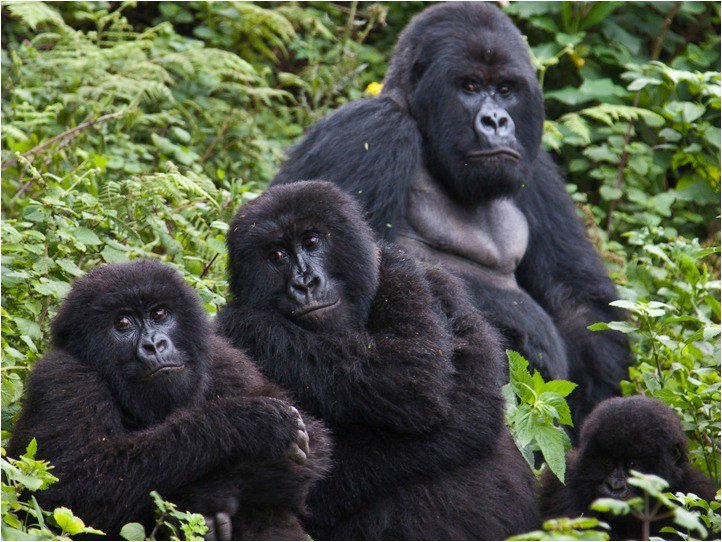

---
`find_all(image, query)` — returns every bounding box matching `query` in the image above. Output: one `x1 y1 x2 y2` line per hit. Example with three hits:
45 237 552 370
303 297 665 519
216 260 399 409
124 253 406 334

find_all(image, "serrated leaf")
536 425 568 483
26 438 37 459
541 380 577 398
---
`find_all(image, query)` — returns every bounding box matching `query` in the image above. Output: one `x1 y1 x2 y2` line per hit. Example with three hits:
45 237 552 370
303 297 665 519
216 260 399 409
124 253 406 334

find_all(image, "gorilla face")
385 3 544 205
569 396 688 508
52 260 210 425
227 181 380 334
257 224 355 332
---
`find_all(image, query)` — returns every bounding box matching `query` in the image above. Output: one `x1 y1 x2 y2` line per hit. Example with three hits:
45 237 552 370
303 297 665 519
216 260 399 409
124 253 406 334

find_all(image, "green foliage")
589 227 721 481
119 492 207 541
2 439 104 540
510 516 611 541
590 470 717 540
503 351 577 483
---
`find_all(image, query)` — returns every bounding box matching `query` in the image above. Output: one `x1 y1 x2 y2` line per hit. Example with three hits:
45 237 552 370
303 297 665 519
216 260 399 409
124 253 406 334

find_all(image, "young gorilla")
217 181 540 540
8 260 331 540
271 2 631 431
540 396 718 539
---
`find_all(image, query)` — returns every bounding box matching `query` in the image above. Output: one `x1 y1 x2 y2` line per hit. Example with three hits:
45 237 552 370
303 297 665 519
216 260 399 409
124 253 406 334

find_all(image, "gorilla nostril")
481 116 496 130
156 339 168 353
308 276 321 291
142 343 156 354
292 281 308 293
499 117 508 128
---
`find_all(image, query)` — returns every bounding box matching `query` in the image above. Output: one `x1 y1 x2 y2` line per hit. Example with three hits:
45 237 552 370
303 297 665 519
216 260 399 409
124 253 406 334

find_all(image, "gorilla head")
382 2 544 204
51 260 210 425
570 396 689 505
227 181 380 334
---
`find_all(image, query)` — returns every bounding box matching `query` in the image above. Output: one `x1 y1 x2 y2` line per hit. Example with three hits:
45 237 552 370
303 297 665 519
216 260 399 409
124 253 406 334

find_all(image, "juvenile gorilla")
540 396 718 539
8 260 331 540
271 1 630 428
217 181 540 540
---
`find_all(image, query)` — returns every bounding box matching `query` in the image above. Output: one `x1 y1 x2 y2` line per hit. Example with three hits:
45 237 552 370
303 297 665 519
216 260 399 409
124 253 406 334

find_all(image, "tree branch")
2 109 127 171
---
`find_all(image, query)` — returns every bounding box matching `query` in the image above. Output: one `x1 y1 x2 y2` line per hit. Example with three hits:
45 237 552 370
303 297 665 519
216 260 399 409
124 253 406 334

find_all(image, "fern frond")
5 1 67 31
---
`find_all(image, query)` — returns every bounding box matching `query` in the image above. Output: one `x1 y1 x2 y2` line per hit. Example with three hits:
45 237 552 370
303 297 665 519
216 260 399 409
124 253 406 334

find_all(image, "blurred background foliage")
1 1 720 539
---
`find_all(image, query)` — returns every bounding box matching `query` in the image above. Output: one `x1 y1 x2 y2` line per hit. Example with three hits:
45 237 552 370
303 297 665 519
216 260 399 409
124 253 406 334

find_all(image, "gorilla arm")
306 267 508 522
7 350 305 535
271 96 422 240
235 249 457 435
516 153 631 424
170 336 331 516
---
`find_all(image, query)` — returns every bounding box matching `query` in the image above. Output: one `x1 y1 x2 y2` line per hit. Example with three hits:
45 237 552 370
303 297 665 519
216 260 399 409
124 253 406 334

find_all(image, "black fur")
271 1 630 430
217 182 540 540
7 260 331 540
540 396 718 539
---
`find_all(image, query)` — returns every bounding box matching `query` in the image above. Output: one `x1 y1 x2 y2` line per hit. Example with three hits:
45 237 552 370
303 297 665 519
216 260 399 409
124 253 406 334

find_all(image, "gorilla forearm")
269 331 454 433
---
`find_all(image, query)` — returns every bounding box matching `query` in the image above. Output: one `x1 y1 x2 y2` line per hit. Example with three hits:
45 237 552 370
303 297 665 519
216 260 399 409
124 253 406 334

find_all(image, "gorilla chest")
400 171 529 287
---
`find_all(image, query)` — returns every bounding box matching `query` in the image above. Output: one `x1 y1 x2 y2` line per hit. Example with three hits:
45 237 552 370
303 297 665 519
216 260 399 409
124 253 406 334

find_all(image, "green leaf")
26 438 38 459
591 498 631 515
536 425 568 483
673 508 707 537
541 380 577 397
74 227 102 246
120 523 146 541
53 507 86 535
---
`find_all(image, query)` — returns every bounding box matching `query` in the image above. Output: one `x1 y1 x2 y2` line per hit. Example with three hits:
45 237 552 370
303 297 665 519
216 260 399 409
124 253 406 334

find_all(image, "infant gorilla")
540 396 718 539
217 181 540 540
8 260 331 540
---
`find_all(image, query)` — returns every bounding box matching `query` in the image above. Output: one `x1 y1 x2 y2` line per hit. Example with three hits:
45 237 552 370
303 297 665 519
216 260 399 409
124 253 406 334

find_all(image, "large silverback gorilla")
8 260 331 540
217 181 540 540
271 2 630 428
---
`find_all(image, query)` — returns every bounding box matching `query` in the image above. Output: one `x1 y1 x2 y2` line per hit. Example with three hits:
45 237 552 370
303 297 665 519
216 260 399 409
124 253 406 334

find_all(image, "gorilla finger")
215 512 232 541
203 516 217 541
298 429 310 455
289 442 307 464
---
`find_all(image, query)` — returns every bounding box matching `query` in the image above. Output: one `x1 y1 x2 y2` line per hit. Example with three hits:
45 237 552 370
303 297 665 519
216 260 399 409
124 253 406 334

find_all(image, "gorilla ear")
411 59 427 86
672 443 686 466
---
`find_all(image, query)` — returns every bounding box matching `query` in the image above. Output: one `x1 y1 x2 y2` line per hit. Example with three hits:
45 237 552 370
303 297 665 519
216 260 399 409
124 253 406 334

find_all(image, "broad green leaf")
120 523 146 541
53 507 86 535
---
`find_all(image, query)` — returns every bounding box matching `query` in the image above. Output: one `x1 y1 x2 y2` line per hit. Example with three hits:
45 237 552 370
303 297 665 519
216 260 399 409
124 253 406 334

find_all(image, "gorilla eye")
114 316 132 331
269 249 287 264
625 459 637 470
462 80 481 93
150 307 168 321
498 83 512 96
302 235 319 251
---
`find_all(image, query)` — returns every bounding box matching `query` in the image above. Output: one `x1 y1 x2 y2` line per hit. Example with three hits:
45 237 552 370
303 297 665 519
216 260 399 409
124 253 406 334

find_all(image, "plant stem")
2 110 127 171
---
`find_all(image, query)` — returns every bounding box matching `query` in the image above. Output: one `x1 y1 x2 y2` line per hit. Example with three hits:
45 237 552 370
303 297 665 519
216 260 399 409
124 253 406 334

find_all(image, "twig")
605 91 640 234
2 109 126 171
200 117 231 164
604 1 682 235
200 253 220 279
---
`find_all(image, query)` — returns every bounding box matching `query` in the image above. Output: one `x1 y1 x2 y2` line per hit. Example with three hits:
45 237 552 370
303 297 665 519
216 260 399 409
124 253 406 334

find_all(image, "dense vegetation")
1 2 719 539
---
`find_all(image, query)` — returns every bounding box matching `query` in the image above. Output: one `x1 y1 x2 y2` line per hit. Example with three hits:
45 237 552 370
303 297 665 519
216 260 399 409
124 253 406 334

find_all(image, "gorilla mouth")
467 148 521 162
143 364 185 380
293 299 340 318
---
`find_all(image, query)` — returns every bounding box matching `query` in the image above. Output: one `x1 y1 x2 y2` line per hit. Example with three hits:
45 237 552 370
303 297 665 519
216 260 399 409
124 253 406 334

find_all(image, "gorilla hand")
203 496 238 541
259 398 311 465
